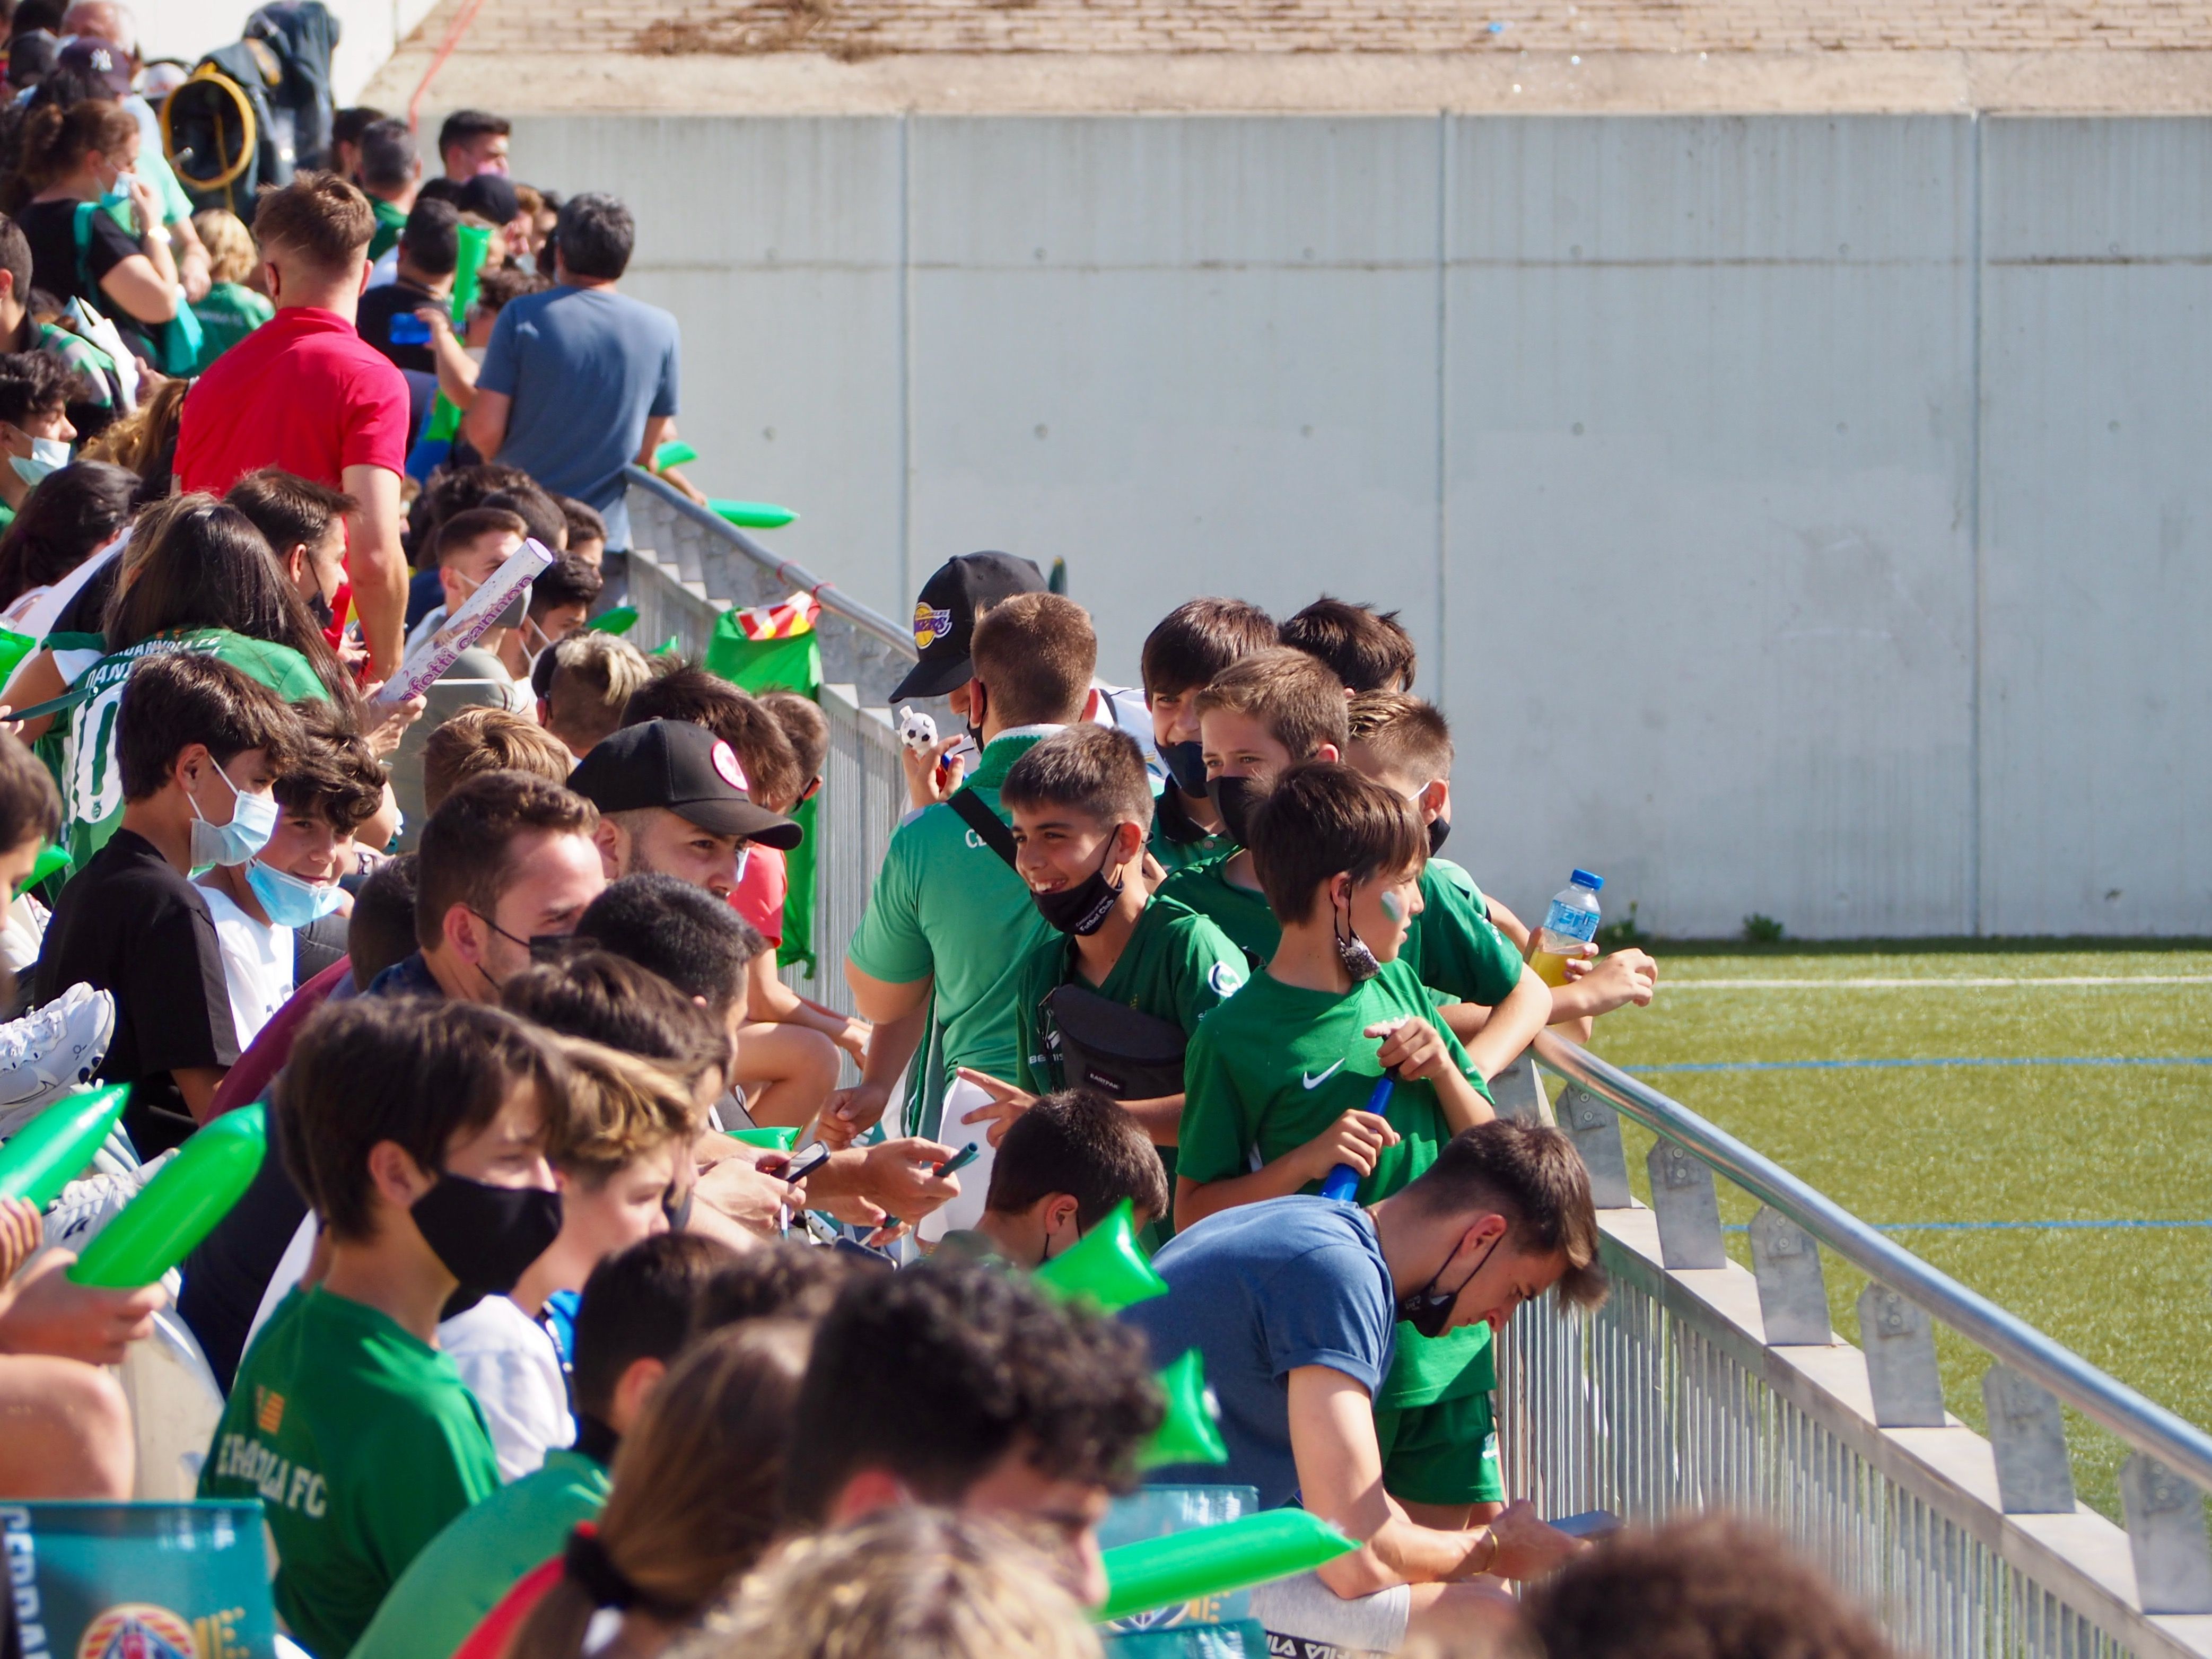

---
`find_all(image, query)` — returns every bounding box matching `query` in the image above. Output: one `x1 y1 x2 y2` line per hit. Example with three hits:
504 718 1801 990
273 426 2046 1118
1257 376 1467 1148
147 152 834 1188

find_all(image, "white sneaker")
0 983 117 1138
43 1147 177 1251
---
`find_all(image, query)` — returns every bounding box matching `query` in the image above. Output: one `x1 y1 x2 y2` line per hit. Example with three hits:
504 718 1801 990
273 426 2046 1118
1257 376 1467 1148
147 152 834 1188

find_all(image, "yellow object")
1531 950 1573 988
160 65 258 195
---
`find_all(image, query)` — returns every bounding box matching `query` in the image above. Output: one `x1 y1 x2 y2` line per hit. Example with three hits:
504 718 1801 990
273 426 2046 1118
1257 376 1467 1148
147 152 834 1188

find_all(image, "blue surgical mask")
188 761 278 870
246 858 343 927
8 435 66 488
99 170 137 210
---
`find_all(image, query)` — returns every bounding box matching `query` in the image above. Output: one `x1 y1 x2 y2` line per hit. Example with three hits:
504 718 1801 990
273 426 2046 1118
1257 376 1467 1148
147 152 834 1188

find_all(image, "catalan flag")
733 590 821 642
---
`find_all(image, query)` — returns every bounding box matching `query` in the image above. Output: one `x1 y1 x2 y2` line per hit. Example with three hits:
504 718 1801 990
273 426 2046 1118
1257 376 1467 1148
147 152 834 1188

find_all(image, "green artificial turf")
1580 949 2212 1519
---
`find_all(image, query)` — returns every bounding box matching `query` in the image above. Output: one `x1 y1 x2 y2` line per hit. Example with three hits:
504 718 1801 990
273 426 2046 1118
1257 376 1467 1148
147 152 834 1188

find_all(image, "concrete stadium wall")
503 111 2212 939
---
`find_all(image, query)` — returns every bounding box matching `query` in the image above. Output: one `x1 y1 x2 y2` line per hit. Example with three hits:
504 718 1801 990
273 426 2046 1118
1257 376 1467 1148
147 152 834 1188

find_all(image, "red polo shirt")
174 306 410 494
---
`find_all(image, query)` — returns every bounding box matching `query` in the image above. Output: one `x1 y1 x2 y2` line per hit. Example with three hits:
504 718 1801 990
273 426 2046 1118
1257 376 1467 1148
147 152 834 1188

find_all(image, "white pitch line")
1667 975 2212 990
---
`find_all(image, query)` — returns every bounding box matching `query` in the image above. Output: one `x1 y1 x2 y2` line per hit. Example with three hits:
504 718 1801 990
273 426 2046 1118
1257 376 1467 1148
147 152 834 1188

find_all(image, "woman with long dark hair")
0 458 133 623
8 493 352 864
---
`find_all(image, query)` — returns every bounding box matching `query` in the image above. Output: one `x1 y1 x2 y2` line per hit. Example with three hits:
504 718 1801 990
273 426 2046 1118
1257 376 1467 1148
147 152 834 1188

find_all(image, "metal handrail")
1532 1027 2212 1496
620 467 918 663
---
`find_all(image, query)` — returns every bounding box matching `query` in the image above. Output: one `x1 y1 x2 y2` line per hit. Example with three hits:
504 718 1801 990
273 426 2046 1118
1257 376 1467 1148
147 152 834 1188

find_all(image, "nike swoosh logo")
1301 1061 1346 1089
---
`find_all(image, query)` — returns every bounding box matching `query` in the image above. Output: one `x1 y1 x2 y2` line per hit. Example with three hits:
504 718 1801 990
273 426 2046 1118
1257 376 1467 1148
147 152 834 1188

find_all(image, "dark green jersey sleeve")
1010 934 1064 1096
1176 1013 1254 1188
1411 862 1526 1008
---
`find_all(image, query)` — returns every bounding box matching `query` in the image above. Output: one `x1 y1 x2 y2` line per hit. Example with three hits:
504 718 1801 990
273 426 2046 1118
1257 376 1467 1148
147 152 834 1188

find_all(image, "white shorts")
1249 1571 1411 1657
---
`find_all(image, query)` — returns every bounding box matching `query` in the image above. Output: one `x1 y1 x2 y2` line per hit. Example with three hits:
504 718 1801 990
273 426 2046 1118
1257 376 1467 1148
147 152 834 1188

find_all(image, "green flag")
704 599 825 976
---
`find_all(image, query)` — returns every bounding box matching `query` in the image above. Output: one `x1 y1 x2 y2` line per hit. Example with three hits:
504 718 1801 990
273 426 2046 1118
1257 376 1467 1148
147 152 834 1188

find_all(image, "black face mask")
1033 842 1124 937
1209 775 1260 846
1397 1232 1502 1339
1160 741 1209 798
1427 816 1451 858
412 1174 563 1314
307 589 335 629
1334 891 1380 984
964 683 987 752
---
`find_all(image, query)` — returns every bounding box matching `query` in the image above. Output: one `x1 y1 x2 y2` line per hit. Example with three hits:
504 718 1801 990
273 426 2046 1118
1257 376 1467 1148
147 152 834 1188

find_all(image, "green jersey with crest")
1179 954 1497 1406
43 628 326 869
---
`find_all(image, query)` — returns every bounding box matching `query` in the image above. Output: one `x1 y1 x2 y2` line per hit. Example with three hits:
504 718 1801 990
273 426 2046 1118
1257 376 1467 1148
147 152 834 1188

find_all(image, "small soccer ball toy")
897 706 938 752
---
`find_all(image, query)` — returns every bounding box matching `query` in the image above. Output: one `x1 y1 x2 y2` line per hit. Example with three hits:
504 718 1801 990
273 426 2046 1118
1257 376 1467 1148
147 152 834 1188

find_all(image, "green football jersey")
1403 857 1526 1008
46 628 328 870
1011 893 1246 1096
1147 782 1236 875
1179 955 1496 1405
200 1287 501 1659
1156 851 1279 970
847 731 1055 1139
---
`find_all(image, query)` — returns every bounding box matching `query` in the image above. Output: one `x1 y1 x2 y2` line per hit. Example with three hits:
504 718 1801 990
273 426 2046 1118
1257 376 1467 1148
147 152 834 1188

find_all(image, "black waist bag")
1048 983 1187 1101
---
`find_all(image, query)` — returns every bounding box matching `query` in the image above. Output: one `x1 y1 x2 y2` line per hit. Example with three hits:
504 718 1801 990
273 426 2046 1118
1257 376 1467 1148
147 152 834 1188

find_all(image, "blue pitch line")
1719 1219 2212 1235
1628 1055 2212 1075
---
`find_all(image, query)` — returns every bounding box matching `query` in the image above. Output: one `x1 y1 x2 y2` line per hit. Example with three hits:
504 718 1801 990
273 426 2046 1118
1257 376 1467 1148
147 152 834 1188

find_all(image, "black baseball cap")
458 171 521 226
890 552 1046 702
567 720 802 849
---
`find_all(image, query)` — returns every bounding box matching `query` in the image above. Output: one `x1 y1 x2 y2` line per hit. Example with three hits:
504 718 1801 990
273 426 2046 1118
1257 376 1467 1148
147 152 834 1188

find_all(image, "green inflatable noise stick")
584 605 639 636
0 1084 130 1208
68 1104 267 1288
707 499 799 531
1094 1509 1357 1624
21 841 71 894
651 441 698 472
1033 1198 1167 1313
726 1126 797 1151
1139 1349 1230 1470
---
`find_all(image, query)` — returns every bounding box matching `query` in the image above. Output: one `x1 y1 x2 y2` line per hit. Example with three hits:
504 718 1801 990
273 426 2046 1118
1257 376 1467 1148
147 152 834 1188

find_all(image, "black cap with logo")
890 552 1046 703
567 720 803 849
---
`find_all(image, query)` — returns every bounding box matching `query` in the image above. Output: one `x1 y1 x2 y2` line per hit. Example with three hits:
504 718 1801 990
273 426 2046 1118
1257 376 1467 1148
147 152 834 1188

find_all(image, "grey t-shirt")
476 284 680 551
1122 1196 1396 1509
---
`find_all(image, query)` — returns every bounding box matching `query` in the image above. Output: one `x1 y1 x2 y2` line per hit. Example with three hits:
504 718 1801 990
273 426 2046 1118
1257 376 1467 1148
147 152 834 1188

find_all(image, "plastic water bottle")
1531 870 1604 988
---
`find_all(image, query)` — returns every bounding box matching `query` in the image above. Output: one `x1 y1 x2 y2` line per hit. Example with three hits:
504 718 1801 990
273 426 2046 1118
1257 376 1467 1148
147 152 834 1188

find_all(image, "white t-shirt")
197 884 295 1052
439 1294 573 1482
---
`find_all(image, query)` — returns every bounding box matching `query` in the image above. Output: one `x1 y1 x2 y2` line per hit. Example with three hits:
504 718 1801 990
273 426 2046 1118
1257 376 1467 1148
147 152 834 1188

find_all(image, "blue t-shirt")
476 285 680 551
1122 1197 1396 1509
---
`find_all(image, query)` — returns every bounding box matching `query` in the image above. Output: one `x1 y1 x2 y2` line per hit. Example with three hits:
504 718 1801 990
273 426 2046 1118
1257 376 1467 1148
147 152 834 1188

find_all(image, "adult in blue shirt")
1124 1122 1607 1653
464 191 679 570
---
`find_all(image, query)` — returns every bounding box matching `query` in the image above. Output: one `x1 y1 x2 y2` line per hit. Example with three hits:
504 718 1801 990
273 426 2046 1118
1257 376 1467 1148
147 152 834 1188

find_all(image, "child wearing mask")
1138 596 1277 876
1173 762 1509 1538
197 713 384 1050
200 998 569 1659
956 728 1244 1207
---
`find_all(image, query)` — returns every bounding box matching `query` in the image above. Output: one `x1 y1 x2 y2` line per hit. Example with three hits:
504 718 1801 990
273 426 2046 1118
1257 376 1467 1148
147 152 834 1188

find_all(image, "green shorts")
1373 1388 1502 1508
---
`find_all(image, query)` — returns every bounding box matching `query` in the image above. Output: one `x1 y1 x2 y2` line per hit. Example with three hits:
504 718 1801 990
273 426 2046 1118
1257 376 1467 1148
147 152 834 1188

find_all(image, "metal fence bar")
623 468 917 707
1504 1033 2212 1659
1530 1032 2212 1497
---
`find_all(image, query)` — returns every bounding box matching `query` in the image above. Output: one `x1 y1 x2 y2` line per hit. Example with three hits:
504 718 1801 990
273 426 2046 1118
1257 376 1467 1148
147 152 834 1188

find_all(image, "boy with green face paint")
956 726 1246 1221
1175 761 1515 1529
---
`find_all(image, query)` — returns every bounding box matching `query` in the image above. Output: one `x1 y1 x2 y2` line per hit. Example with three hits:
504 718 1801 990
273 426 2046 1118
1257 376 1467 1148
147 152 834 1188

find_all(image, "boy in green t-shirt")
1346 692 1659 1044
958 725 1246 1166
200 998 570 1659
1175 761 1514 1531
1139 597 1279 875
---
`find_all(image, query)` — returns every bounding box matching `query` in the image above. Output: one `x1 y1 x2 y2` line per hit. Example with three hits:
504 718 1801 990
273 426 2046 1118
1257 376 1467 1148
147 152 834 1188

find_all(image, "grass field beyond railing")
1584 946 2212 1520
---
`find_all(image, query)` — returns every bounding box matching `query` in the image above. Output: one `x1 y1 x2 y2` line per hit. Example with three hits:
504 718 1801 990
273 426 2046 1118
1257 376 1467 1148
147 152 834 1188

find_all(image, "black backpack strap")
947 785 1018 870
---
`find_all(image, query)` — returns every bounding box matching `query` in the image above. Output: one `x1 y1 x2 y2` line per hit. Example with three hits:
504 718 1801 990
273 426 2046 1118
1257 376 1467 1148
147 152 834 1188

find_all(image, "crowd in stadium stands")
0 8 1908 1658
